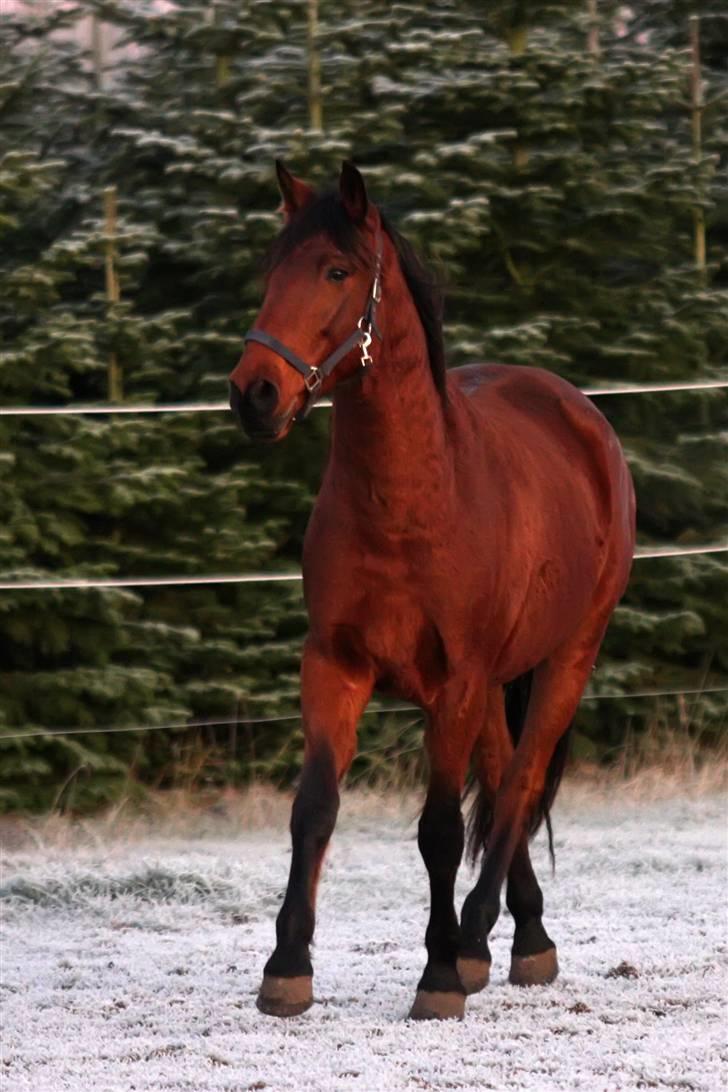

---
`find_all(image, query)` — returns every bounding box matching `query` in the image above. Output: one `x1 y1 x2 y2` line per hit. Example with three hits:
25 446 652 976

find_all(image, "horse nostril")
245 378 279 416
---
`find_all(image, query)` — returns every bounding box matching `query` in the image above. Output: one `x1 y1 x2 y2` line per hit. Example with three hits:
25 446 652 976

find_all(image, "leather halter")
244 229 383 418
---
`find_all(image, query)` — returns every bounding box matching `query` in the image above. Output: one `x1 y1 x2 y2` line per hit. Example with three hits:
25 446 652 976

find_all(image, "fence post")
307 0 323 132
587 0 600 58
689 15 706 279
213 0 230 88
506 21 528 170
103 186 123 402
91 15 105 88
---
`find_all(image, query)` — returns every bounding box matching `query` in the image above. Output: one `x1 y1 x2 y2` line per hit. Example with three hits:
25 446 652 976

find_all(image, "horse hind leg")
460 809 558 990
506 835 558 986
456 680 558 993
455 684 511 995
460 631 605 988
505 670 563 986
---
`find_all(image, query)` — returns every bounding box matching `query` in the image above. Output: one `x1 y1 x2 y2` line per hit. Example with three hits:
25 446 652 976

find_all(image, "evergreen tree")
0 1 311 809
318 0 728 748
1 0 724 810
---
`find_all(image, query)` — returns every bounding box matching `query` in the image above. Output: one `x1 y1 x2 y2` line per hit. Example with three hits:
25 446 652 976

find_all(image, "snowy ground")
1 787 726 1092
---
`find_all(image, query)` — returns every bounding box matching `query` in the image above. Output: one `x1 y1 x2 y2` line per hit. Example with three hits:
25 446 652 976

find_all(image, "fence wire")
1 685 726 742
0 374 724 590
1 379 724 741
0 543 725 592
0 378 725 417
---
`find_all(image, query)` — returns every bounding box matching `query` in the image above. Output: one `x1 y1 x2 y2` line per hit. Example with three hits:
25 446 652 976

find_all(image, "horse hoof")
256 974 313 1017
408 989 465 1021
456 956 491 995
509 948 559 987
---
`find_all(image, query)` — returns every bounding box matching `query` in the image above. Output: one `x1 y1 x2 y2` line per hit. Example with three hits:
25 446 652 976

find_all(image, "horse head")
229 160 383 441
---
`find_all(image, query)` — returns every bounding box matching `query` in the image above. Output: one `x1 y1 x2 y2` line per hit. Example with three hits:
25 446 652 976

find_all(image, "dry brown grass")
564 723 728 806
1 731 725 855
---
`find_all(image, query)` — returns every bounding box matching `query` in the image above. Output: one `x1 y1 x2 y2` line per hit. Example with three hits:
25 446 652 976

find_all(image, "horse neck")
328 259 452 525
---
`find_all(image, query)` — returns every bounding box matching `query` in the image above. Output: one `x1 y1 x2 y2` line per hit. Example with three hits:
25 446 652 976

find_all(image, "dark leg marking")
410 788 466 1020
459 826 506 967
257 744 339 1015
507 837 558 986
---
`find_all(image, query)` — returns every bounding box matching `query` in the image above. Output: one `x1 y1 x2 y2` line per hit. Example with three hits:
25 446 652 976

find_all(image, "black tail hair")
465 669 571 869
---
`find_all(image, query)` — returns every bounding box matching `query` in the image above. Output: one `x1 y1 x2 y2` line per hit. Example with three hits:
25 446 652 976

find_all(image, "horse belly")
456 386 625 680
487 541 604 682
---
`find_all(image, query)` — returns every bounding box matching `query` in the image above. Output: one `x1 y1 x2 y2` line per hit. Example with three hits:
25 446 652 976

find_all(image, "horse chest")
317 566 452 704
363 596 450 702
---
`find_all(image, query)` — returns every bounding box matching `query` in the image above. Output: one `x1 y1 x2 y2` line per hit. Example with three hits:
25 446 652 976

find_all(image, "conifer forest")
1 0 726 812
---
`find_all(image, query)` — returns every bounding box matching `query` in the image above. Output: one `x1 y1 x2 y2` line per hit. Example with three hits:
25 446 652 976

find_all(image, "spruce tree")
0 1 311 809
1 0 724 810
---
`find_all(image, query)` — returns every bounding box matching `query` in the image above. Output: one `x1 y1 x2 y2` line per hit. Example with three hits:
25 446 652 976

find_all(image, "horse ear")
339 160 368 223
275 160 314 219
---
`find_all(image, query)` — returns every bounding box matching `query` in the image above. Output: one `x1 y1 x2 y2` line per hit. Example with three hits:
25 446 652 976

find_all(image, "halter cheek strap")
244 228 383 418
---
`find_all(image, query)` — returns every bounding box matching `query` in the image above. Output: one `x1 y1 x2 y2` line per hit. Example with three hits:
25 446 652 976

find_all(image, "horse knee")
418 792 464 873
291 745 340 850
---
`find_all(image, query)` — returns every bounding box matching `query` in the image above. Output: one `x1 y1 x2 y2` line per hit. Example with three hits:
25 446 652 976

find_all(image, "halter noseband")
243 229 383 418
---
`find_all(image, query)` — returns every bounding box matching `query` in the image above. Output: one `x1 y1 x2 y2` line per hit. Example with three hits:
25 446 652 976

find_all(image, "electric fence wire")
0 543 726 592
0 378 725 417
1 685 726 742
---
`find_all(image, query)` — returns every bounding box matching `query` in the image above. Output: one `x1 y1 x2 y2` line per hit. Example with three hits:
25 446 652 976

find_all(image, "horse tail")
465 669 572 867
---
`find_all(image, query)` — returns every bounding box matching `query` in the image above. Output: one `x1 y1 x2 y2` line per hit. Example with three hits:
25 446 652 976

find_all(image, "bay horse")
229 161 635 1020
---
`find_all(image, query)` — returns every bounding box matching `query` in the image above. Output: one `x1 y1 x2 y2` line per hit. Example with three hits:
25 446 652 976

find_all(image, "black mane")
265 191 448 402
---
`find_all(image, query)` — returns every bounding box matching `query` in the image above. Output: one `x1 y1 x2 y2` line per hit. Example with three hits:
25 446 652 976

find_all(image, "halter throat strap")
244 227 383 417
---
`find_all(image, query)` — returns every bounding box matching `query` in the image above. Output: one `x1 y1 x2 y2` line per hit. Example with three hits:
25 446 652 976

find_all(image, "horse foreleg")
257 642 373 1017
409 680 485 1021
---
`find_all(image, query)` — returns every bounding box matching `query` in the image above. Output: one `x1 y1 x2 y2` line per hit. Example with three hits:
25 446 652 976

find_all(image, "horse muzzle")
229 378 290 441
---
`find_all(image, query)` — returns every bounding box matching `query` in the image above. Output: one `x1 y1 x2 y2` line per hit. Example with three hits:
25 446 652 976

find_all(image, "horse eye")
326 267 350 283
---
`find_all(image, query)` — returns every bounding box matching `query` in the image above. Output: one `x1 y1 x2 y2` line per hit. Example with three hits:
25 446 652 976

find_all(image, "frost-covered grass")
1 788 726 1092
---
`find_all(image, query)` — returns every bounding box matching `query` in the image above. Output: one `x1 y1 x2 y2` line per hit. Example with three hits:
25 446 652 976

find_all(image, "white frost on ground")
1 790 726 1092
